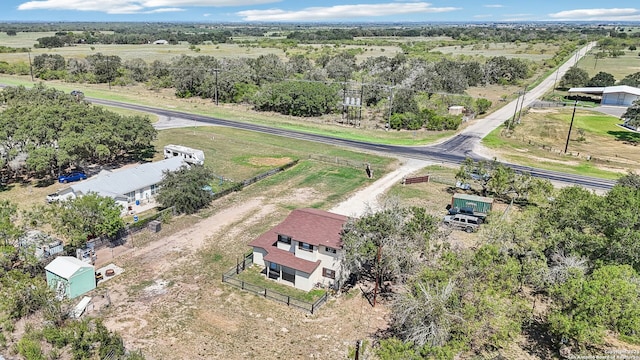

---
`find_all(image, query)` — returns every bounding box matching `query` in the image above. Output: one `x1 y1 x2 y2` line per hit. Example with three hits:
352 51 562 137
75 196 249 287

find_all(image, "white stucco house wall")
57 157 185 213
569 85 640 107
249 208 348 292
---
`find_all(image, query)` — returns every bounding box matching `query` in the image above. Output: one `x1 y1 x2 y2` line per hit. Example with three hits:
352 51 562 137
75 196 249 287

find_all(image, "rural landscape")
1 13 640 360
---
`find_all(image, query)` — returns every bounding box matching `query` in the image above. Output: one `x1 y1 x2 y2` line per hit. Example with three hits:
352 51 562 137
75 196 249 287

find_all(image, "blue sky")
2 0 640 23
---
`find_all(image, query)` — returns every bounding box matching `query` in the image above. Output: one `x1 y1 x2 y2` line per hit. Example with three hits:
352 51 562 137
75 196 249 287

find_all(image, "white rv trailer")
163 144 205 165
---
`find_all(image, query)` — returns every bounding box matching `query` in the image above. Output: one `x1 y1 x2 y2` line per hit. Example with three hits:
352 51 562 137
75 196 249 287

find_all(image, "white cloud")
474 14 493 18
548 8 640 21
18 0 143 14
141 0 278 7
145 7 185 13
484 4 503 8
237 2 460 21
17 0 279 14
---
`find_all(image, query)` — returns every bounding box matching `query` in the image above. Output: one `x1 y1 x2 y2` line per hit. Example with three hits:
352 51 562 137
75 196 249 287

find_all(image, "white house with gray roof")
58 157 185 212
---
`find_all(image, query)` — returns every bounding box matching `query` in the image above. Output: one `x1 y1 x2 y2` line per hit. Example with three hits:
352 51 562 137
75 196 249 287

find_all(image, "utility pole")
211 68 220 105
106 56 111 90
507 92 521 131
386 85 394 131
516 85 527 124
27 49 34 82
552 68 560 94
564 100 578 153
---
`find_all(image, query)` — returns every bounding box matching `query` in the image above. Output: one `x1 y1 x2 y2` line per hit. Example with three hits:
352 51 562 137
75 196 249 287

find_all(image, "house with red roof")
249 208 348 292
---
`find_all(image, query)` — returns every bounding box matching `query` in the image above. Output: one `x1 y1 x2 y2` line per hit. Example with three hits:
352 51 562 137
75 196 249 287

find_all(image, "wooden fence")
402 175 430 185
221 253 329 314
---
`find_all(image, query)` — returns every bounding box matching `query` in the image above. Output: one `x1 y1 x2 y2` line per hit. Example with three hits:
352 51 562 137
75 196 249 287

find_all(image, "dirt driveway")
93 158 427 359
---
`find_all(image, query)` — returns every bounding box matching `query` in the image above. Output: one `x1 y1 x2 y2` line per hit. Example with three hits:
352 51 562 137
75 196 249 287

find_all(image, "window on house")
322 268 335 279
125 191 135 203
270 262 278 270
325 246 337 254
278 235 291 244
298 242 313 252
150 184 159 195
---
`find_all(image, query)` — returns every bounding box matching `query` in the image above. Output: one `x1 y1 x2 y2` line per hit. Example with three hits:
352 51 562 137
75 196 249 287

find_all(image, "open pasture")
577 51 640 81
434 42 560 60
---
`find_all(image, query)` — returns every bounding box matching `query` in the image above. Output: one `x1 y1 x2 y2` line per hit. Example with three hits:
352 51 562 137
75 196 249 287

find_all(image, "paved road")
91 96 616 191
431 42 597 156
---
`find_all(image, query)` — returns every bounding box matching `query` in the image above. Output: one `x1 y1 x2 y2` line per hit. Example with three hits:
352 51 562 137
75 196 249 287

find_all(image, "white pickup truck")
443 214 481 233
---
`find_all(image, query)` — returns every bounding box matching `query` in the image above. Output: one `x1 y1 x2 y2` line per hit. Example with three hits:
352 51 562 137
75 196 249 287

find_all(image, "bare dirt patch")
247 156 293 167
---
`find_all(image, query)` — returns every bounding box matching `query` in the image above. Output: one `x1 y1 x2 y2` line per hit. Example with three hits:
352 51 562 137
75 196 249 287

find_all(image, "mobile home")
163 144 205 165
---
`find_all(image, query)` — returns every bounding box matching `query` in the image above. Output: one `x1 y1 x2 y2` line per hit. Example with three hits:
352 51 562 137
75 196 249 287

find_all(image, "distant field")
0 31 56 47
577 52 640 81
0 42 286 64
433 42 559 60
0 31 287 63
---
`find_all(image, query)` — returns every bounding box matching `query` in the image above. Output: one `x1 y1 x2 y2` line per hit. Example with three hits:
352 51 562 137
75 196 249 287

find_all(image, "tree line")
560 66 640 89
0 85 157 180
3 51 533 130
35 29 232 48
0 22 607 47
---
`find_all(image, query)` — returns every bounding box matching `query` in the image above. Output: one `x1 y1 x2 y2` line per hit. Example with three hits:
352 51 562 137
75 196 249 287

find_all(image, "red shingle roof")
263 247 321 274
249 209 348 274
274 208 347 248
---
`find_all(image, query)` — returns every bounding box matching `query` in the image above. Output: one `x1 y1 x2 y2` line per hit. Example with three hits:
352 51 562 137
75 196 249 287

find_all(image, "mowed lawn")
482 107 640 178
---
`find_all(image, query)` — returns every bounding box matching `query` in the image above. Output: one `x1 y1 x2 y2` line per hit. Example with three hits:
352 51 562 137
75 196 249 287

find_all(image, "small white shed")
449 106 465 115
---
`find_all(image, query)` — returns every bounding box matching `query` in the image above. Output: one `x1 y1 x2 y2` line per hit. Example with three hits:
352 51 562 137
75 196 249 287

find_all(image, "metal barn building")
568 85 640 107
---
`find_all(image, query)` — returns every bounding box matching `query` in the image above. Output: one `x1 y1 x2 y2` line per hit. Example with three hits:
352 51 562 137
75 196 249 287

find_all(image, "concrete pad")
96 263 124 285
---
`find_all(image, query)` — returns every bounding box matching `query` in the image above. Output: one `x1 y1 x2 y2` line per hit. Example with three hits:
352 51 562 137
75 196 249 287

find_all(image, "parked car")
70 90 84 99
443 214 481 233
58 172 87 183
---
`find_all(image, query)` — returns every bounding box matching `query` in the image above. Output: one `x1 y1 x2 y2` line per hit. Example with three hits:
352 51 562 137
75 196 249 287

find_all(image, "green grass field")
578 52 640 80
482 107 639 179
